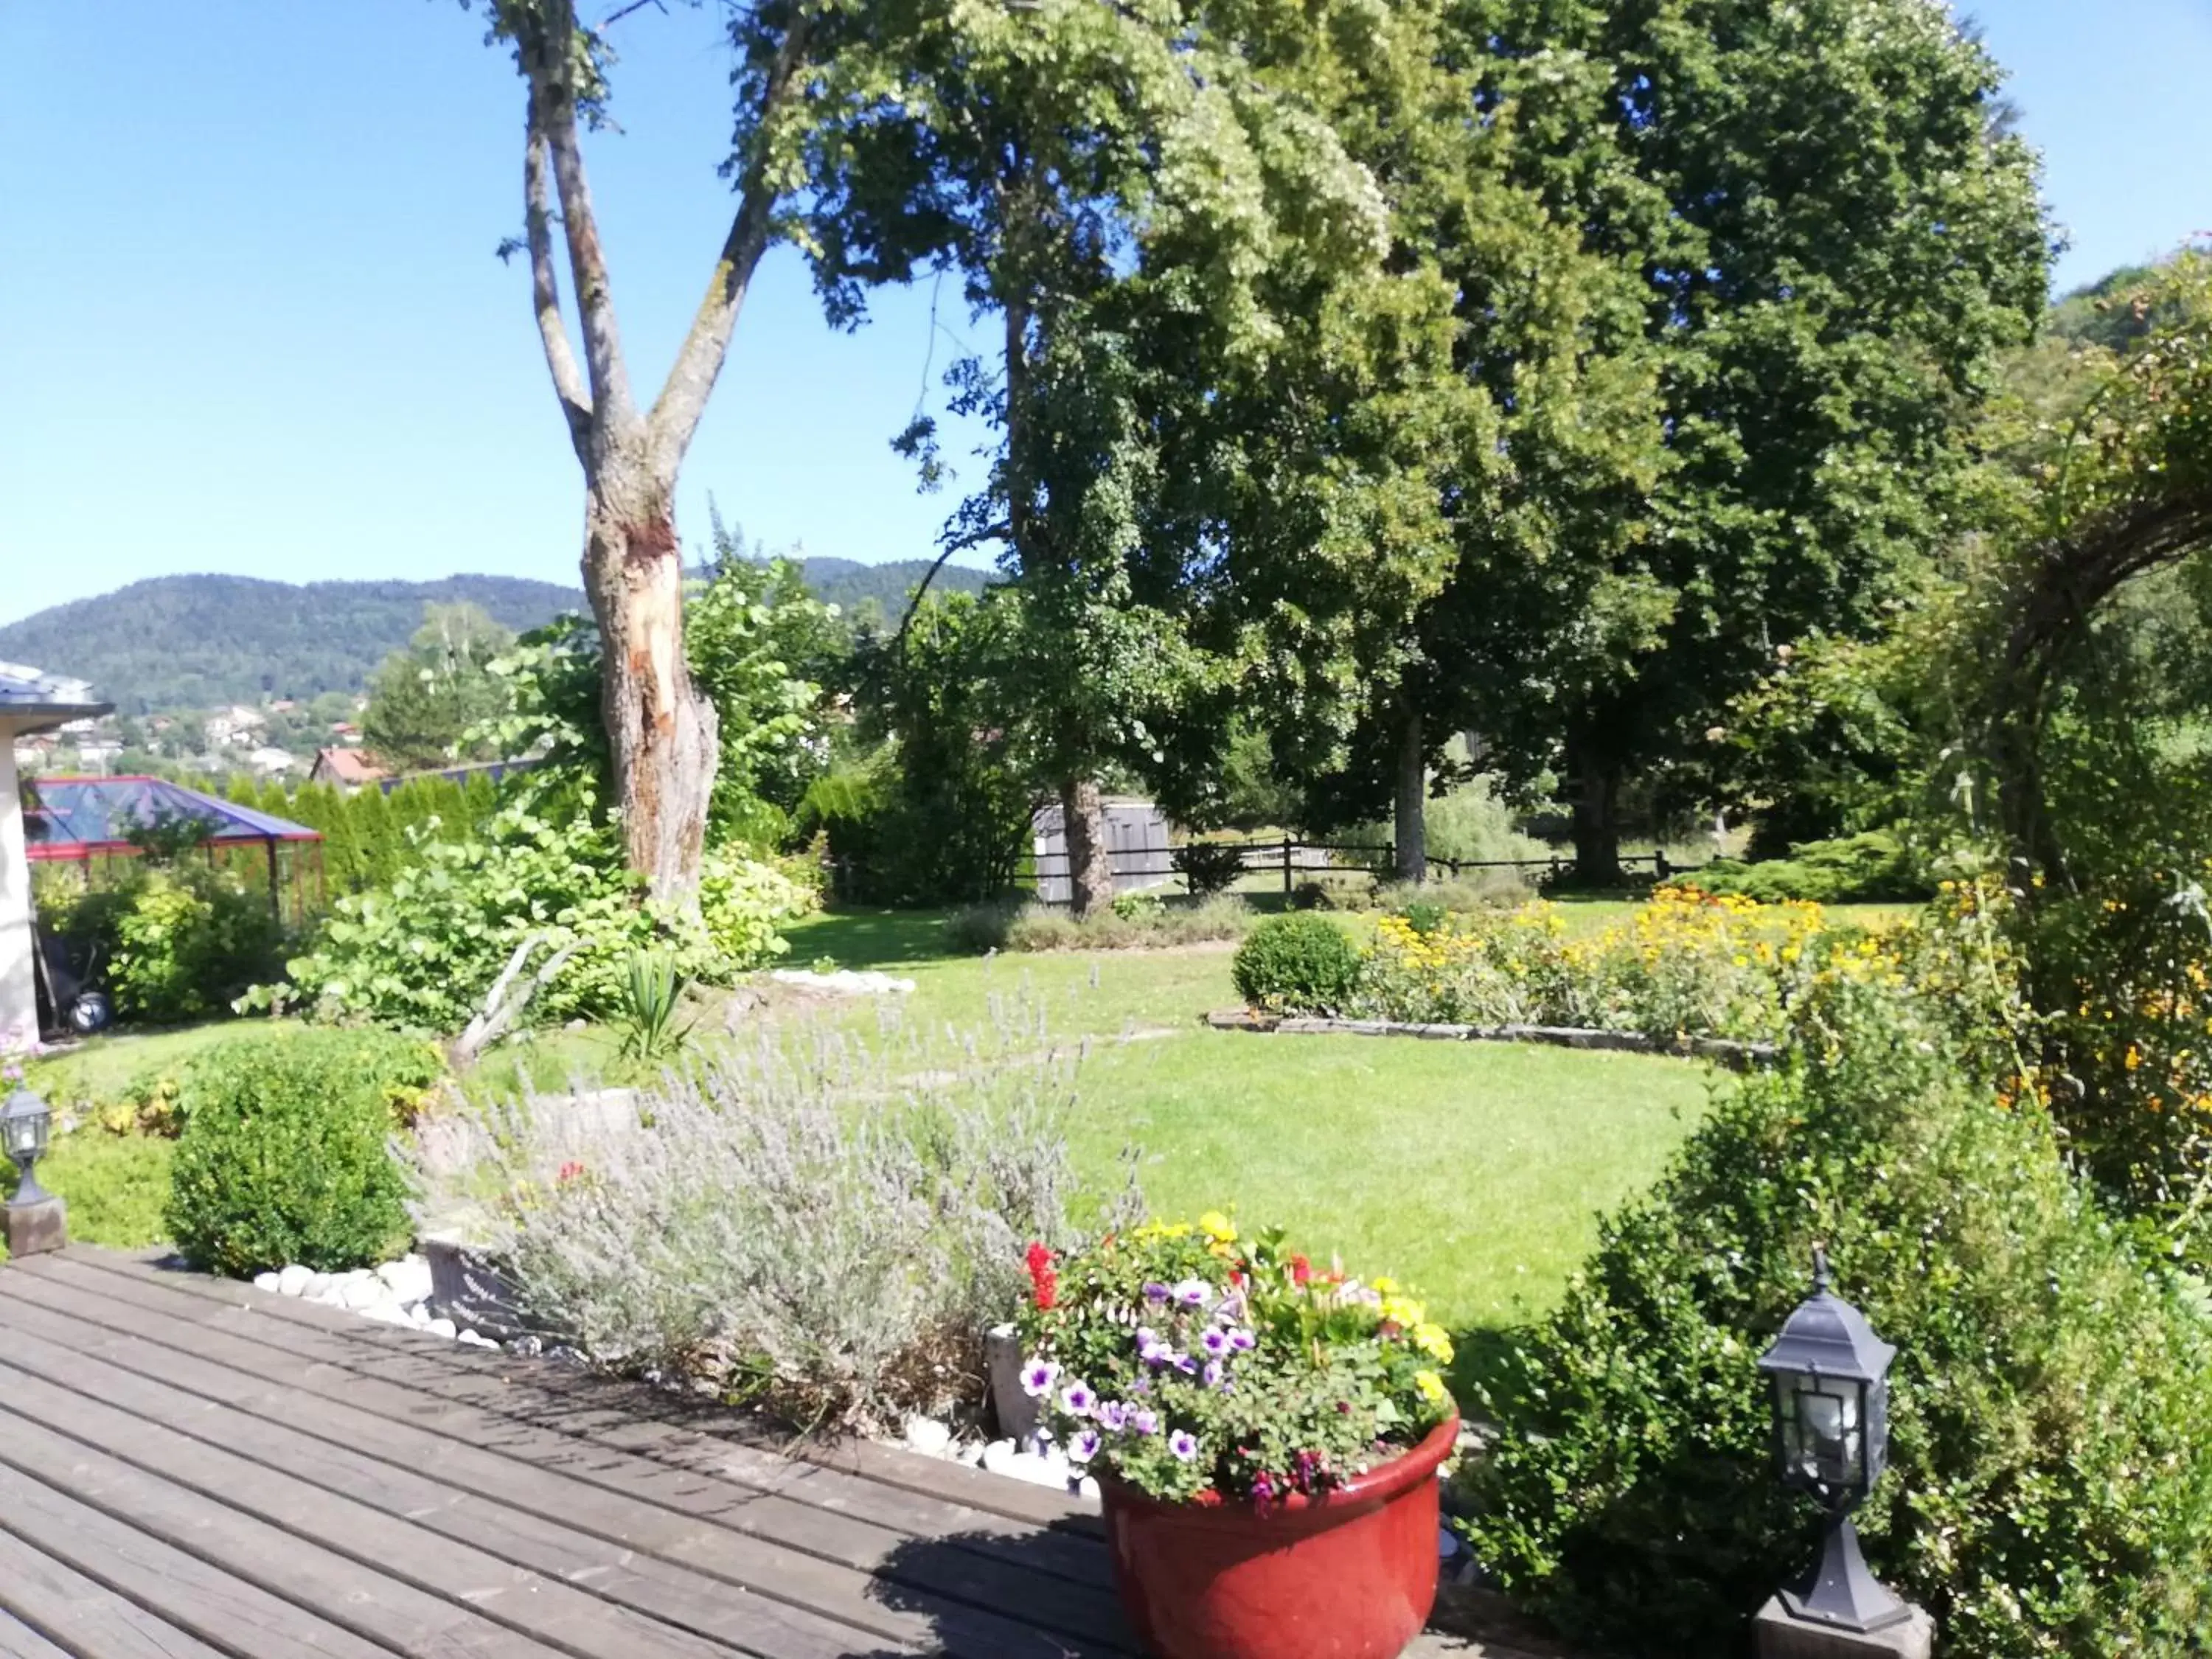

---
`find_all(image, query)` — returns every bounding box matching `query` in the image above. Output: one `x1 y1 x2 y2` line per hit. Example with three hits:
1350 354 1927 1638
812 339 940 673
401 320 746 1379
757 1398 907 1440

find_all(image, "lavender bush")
410 1000 1138 1432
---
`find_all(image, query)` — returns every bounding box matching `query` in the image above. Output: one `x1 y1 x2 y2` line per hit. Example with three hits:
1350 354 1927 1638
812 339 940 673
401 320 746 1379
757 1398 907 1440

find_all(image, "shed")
1 665 114 1048
1029 797 1176 905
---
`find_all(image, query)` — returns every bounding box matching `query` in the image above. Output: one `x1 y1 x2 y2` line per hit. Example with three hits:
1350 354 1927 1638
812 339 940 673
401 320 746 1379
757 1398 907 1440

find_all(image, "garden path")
0 1248 1556 1659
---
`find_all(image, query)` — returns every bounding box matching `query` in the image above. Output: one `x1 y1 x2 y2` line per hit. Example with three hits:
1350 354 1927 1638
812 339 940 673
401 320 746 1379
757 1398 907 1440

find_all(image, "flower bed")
1234 888 1843 1046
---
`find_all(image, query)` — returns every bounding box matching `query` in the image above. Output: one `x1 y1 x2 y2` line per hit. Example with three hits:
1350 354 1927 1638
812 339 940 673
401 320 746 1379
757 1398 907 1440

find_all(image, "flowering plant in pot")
1015 1214 1459 1659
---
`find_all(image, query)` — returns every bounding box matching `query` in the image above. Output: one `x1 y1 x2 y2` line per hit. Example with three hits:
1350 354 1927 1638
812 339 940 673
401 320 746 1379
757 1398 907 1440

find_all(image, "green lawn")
20 904 1721 1371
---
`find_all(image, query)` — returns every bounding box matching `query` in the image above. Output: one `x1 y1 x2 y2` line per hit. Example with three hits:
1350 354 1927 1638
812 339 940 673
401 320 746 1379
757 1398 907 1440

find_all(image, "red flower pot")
1099 1414 1459 1659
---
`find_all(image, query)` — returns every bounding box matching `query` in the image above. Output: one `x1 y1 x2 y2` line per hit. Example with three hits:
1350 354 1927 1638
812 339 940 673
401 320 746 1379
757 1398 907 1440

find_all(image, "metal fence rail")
1006 837 1701 904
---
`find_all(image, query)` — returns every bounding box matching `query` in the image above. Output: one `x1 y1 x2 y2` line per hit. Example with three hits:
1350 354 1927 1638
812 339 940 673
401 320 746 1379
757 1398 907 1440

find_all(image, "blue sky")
1 0 2206 627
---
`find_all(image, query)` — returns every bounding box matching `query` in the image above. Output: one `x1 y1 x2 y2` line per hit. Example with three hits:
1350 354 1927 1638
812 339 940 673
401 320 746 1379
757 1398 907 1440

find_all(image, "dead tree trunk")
512 1 801 900
1060 775 1117 919
582 476 720 895
1393 705 1426 886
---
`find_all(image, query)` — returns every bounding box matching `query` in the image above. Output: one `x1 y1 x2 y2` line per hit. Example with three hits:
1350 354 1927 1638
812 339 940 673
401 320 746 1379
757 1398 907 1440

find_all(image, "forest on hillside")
0 560 987 712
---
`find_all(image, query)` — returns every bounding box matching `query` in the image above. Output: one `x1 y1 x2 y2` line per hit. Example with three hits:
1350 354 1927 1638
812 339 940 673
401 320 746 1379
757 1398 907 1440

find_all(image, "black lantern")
2 1090 55 1208
1756 1247 1910 1633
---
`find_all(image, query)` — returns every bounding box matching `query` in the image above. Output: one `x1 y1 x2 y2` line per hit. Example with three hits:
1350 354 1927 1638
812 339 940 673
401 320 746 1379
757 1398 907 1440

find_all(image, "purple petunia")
1019 1359 1060 1399
1096 1400 1130 1432
1199 1329 1231 1357
1202 1359 1226 1389
1227 1327 1256 1353
1068 1428 1103 1464
1061 1380 1097 1417
1173 1351 1199 1376
1171 1279 1214 1310
1139 1335 1175 1366
1142 1281 1171 1304
1169 1430 1200 1461
1130 1408 1161 1436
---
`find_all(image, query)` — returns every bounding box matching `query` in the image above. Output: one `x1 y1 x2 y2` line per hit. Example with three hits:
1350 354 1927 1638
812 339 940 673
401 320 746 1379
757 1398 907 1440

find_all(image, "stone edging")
1204 1009 1776 1070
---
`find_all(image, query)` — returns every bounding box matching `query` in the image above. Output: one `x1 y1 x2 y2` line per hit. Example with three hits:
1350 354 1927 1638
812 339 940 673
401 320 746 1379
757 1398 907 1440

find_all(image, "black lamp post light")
2 1088 67 1257
1755 1247 1919 1643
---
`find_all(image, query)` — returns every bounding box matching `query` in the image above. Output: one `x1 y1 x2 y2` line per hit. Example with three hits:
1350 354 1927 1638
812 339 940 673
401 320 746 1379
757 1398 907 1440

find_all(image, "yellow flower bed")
1353 886 1839 1045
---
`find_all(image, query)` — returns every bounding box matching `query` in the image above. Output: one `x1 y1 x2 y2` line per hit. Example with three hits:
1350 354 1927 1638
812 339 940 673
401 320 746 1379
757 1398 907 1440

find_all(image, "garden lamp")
2 1089 54 1208
1756 1245 1911 1634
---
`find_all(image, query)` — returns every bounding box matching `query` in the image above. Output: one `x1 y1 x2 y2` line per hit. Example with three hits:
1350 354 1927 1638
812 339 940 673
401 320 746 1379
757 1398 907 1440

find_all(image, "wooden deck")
0 1248 1551 1659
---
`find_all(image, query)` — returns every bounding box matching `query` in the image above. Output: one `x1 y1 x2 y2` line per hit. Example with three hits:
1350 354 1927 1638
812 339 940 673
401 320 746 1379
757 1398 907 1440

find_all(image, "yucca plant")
613 950 693 1062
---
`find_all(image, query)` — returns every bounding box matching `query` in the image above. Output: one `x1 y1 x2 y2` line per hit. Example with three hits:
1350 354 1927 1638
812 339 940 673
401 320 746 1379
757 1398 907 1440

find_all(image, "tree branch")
646 16 810 473
525 112 593 462
528 1 638 439
894 524 1008 652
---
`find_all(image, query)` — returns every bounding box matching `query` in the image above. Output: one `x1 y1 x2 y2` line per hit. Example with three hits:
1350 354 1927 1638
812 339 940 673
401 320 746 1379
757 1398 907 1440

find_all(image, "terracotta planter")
1099 1414 1458 1659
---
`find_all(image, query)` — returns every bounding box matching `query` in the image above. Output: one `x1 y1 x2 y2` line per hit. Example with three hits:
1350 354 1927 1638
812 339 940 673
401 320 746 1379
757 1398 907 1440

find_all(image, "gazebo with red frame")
24 776 325 925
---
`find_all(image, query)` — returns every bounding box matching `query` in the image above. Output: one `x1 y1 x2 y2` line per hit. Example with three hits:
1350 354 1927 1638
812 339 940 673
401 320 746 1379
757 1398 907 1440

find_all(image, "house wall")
0 736 35 1050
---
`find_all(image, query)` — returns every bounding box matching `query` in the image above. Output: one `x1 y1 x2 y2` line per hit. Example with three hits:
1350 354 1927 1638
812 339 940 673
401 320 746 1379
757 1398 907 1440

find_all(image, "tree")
361 603 513 772
468 0 826 900
798 0 1416 914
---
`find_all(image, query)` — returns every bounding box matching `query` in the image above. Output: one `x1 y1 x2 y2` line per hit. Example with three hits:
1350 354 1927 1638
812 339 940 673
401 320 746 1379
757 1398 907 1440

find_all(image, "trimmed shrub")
1172 841 1251 897
1232 914 1360 1013
164 1031 425 1276
1694 831 1926 905
1462 915 2212 1656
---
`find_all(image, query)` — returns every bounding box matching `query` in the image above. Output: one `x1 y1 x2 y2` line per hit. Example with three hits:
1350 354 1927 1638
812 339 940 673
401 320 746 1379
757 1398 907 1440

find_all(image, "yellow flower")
1371 1276 1399 1297
1413 1370 1450 1408
1198 1210 1237 1245
1380 1294 1427 1329
1411 1322 1455 1364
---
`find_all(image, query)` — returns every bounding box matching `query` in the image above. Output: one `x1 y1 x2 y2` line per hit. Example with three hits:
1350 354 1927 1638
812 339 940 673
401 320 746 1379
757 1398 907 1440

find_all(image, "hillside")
0 574 585 712
1 560 993 712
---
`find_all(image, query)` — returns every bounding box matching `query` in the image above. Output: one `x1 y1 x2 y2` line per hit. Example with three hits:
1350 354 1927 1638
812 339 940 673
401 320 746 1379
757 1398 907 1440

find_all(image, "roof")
310 746 387 785
22 776 321 860
0 661 112 733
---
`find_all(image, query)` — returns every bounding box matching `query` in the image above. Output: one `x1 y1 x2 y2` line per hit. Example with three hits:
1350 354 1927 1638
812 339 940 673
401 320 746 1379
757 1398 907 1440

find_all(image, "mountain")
0 574 585 712
0 560 997 712
795 556 992 616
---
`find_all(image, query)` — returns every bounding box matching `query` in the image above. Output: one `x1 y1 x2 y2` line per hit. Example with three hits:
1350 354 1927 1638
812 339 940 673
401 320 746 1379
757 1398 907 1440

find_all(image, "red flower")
1290 1254 1312 1286
556 1161 586 1185
1025 1241 1059 1311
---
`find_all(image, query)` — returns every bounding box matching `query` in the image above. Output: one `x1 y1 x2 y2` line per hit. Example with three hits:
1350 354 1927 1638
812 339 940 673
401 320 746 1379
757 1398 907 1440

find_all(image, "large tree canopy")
1402 0 2051 878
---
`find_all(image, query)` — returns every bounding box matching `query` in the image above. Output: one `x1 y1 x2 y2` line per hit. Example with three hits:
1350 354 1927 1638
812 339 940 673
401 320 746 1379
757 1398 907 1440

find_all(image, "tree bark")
1060 775 1116 919
582 464 720 902
1393 705 1426 886
1568 748 1624 887
511 0 801 902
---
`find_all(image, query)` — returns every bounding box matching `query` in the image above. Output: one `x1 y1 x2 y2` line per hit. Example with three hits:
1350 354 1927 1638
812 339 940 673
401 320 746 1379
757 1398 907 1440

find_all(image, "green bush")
1694 831 1926 905
40 864 284 1024
262 809 809 1034
1462 923 2212 1656
1232 914 1360 1013
1171 841 1251 897
164 1031 425 1276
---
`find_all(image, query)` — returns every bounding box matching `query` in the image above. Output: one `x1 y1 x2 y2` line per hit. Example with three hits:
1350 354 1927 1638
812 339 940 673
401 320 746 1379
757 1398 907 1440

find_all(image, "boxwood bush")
1462 924 2212 1656
1231 914 1360 1013
164 1030 424 1276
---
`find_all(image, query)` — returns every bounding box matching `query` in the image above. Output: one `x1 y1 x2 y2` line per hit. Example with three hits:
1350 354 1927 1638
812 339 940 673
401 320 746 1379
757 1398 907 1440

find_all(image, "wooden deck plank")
1 1263 1131 1659
0 1609 72 1659
0 1329 912 1659
0 1402 706 1659
0 1523 223 1659
0 1459 397 1659
95 1248 1103 1534
63 1251 1109 1565
5 1248 1554 1659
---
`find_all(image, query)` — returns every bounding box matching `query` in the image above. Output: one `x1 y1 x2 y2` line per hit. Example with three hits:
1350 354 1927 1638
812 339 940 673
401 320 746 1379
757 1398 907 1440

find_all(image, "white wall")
0 735 33 1050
